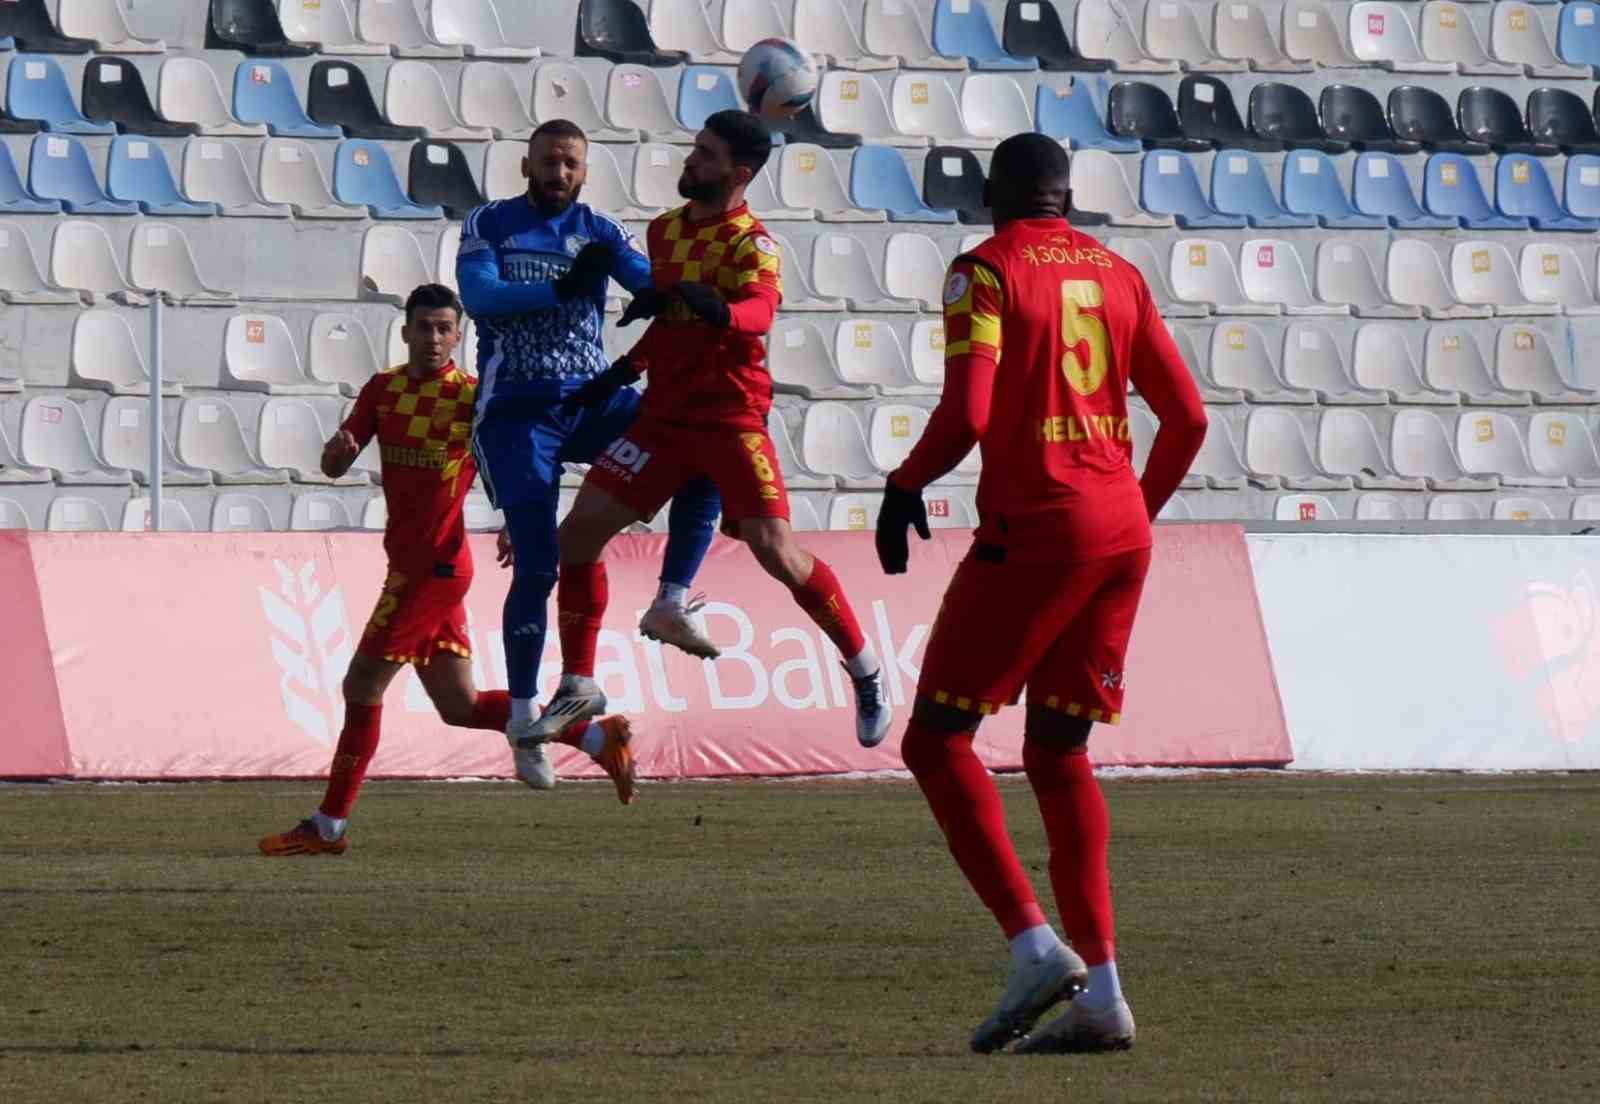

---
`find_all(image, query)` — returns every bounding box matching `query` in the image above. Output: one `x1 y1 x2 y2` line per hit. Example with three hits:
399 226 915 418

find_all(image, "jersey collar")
679 201 750 229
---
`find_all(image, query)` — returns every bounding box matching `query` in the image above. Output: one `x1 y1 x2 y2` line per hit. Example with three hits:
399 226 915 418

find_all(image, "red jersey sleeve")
340 375 383 449
723 231 782 335
1125 279 1207 518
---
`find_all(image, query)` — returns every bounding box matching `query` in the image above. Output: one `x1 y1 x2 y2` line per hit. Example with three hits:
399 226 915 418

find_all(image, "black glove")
617 286 671 327
875 479 931 575
674 281 731 328
552 243 613 301
560 356 641 415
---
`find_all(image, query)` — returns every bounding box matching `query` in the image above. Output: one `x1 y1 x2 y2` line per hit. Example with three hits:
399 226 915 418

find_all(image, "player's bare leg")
411 655 543 789
739 517 892 747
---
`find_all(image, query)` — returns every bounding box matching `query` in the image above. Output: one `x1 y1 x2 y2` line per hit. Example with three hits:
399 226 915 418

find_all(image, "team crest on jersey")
753 235 778 256
565 234 590 256
942 271 970 306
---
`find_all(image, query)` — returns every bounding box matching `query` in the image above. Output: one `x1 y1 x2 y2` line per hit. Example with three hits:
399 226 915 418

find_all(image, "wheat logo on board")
259 560 354 746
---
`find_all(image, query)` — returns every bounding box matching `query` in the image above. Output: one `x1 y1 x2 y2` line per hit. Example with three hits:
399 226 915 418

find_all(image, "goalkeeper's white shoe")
639 596 720 659
850 668 893 749
505 720 556 790
1015 996 1136 1055
969 942 1087 1054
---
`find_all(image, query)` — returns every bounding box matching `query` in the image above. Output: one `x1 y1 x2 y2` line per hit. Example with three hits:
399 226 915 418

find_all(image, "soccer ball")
737 38 818 121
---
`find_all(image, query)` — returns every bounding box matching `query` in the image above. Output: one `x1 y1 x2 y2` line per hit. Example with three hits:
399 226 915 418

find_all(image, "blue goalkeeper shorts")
472 388 641 510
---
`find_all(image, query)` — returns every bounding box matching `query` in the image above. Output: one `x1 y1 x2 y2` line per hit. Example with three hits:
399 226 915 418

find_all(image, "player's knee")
431 689 477 728
342 666 385 705
744 523 805 586
902 697 980 773
1024 705 1092 751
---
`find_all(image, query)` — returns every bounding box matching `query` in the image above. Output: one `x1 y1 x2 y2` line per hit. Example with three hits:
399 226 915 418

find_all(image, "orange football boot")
592 715 638 806
258 819 349 856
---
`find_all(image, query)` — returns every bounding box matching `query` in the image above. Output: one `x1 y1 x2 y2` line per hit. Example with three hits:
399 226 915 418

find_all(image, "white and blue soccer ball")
737 38 818 121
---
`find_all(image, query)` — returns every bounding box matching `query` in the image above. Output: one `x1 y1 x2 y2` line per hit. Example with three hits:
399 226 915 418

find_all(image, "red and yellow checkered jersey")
342 362 479 575
939 221 1197 561
628 202 783 429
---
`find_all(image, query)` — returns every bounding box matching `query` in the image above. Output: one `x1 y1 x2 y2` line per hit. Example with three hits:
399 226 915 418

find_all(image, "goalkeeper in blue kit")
457 119 721 789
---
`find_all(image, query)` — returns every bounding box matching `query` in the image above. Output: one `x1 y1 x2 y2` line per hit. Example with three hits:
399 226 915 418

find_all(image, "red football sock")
790 557 867 658
318 702 382 820
557 562 608 678
901 720 1047 938
552 718 589 749
1024 743 1116 966
466 690 511 732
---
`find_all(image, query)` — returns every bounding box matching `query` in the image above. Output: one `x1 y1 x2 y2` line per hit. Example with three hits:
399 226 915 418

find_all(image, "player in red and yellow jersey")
875 135 1208 1052
259 286 636 858
549 110 892 748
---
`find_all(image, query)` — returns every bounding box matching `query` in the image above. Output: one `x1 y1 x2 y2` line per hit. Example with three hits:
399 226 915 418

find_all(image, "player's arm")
455 206 598 317
666 233 783 334
1126 278 1207 520
324 378 380 478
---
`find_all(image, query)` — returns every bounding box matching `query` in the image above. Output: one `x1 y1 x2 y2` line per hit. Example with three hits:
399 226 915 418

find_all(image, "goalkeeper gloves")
618 286 671 327
875 478 930 575
674 281 731 328
552 243 613 301
560 356 640 415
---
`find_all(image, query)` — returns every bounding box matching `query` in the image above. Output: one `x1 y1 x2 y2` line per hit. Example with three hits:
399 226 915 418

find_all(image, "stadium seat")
58 0 161 51
923 146 990 223
107 138 217 218
745 163 810 221
894 74 989 148
184 137 291 218
1107 234 1208 317
802 402 882 487
1240 239 1345 315
211 492 279 531
0 0 92 53
209 0 314 55
69 310 173 394
864 0 966 69
1129 404 1158 471
631 142 689 211
1179 76 1274 151
1560 2 1600 73
779 144 881 221
933 0 1036 70
224 314 340 395
1459 86 1558 155
924 488 979 528
908 319 947 388
161 58 267 138
836 319 932 394
460 64 534 141
1284 0 1362 66
1150 3 1244 71
1355 492 1411 521
180 397 291 484
427 0 537 59
829 492 884 532
882 232 948 311
234 60 343 139
278 0 386 55
20 395 130 484
717 0 788 53
575 0 685 66
873 404 978 481
1492 496 1556 521
290 492 354 531
311 61 426 141
355 0 460 57
1526 87 1600 155
1318 409 1424 489
1495 325 1593 402
1321 83 1418 154
308 314 379 396
1424 153 1527 229
1529 412 1600 484
1034 80 1138 153
0 407 49 482
797 0 897 71
1495 154 1596 230
129 222 237 306
46 497 113 532
261 398 365 485
1387 238 1491 320
1574 494 1600 520
1216 2 1313 73
409 141 485 220
770 319 870 399
769 233 846 311
258 138 361 218
1280 323 1375 403
812 233 919 311
51 221 148 304
1389 85 1489 154
8 55 113 135
1212 152 1314 228
1280 150 1385 228
1424 325 1530 404
1565 155 1600 219
464 491 504 532
1249 83 1343 153
1211 323 1315 401
0 219 77 304
360 494 387 529
387 61 492 142
1273 493 1339 521
1003 0 1106 71
1458 411 1566 486
677 66 746 133
603 64 690 143
1108 81 1206 150
0 141 56 213
1353 152 1456 229
28 134 136 215
1071 148 1170 227
961 74 1034 143
1420 1 1520 75
1350 2 1455 71
360 226 431 304
1316 239 1422 318
1142 151 1245 228
83 58 196 138
1519 242 1600 314
1075 0 1176 72
1172 325 1241 402
820 72 923 147
335 141 441 219
1491 2 1587 78
1190 413 1259 490
1352 322 1457 402
1171 239 1278 315
768 406 834 489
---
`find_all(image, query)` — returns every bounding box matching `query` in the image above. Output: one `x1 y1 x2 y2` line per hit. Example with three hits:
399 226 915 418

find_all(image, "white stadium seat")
1528 412 1600 486
0 222 79 304
0 407 49 484
184 138 290 218
180 399 289 485
437 224 461 289
1245 407 1352 489
1239 239 1344 316
122 498 199 532
357 0 461 56
1279 324 1375 403
632 143 688 211
1519 243 1600 315
1076 0 1178 72
386 60 493 141
829 492 884 532
769 407 833 489
1208 323 1315 402
1284 0 1363 67
605 65 692 144
650 0 740 63
278 0 386 54
892 73 991 148
770 233 845 311
1386 239 1491 320
1175 325 1244 403
50 222 148 305
160 59 267 137
69 310 178 395
923 488 978 528
1274 493 1339 521
1129 404 1158 474
747 164 811 221
212 492 279 532
1490 3 1587 79
224 314 340 395
1214 2 1313 72
882 232 946 310
1145 0 1242 71
1391 409 1497 490
864 0 967 69
309 314 381 396
1423 325 1530 405
427 0 537 58
819 72 926 147
1349 2 1456 71
361 226 432 305
811 233 919 311
291 492 355 531
779 144 887 221
769 319 871 399
908 319 946 388
260 398 367 485
870 403 978 482
47 497 113 532
20 396 130 485
1351 323 1456 403
464 490 504 531
1419 1 1520 75
1317 409 1424 489
459 64 535 140
1191 413 1261 489
1573 496 1600 521
721 0 790 51
59 0 163 51
1170 239 1280 315
802 402 882 487
1450 242 1558 317
836 319 935 395
1071 150 1171 228
1428 494 1487 520
129 223 237 306
100 397 212 486
960 75 1035 142
1107 236 1207 317
1316 240 1420 318
1494 326 1595 403
1355 493 1412 521
1493 496 1556 522
1456 412 1565 486
795 0 898 71
1157 494 1195 520
537 64 636 143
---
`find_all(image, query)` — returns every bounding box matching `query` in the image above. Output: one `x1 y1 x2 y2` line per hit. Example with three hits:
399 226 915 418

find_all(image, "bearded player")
258 286 637 858
875 135 1208 1052
550 110 891 747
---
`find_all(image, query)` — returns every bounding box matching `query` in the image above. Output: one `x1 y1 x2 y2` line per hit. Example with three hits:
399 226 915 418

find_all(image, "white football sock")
655 581 689 608
844 642 879 680
579 722 607 757
310 810 346 842
510 698 535 726
1080 961 1123 1010
1009 924 1062 968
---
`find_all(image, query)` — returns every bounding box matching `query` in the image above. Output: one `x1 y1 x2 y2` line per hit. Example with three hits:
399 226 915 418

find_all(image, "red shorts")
917 546 1151 723
356 567 472 666
584 416 791 527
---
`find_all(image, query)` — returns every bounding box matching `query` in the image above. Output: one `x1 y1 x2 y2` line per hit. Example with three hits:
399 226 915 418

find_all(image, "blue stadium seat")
1495 154 1597 230
333 140 442 219
1351 152 1456 229
850 145 958 223
1565 155 1600 219
1559 2 1600 73
6 54 114 135
932 0 1037 70
107 137 219 217
1423 153 1527 230
1034 81 1138 152
677 66 743 131
27 133 137 214
233 60 342 139
1210 150 1315 229
1140 151 1245 228
1279 150 1386 229
0 139 58 212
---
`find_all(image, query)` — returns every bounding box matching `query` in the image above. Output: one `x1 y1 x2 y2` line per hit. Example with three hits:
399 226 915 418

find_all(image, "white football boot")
505 727 556 791
1015 996 1136 1054
639 595 720 659
520 674 607 744
849 667 893 748
969 942 1087 1054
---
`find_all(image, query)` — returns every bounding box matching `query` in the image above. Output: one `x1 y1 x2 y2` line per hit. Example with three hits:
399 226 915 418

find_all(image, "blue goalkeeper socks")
659 477 721 590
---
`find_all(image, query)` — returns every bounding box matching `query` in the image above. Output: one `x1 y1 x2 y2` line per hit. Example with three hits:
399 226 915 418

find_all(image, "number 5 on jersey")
1060 280 1108 397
